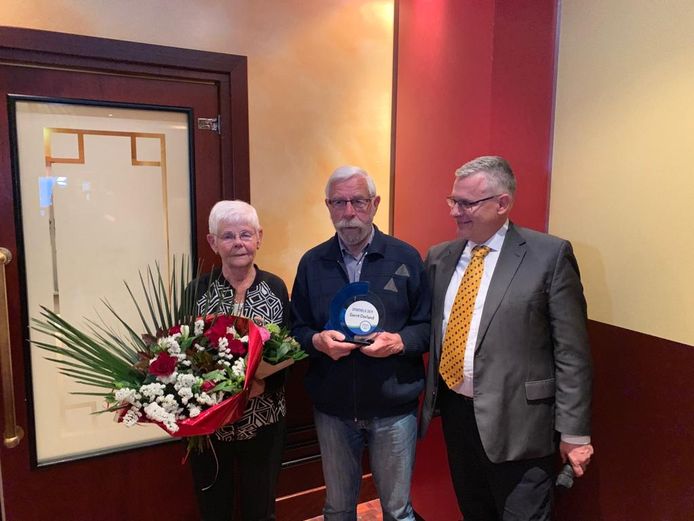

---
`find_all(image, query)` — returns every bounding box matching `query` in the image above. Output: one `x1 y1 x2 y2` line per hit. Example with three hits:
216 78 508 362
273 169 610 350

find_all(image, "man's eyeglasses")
446 194 501 211
327 198 373 211
216 231 256 243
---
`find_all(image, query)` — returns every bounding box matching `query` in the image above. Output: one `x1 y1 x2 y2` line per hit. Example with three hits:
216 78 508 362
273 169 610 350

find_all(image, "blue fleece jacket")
290 227 431 420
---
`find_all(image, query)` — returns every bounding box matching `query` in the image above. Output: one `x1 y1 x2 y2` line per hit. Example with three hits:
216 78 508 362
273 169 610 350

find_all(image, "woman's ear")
206 233 218 254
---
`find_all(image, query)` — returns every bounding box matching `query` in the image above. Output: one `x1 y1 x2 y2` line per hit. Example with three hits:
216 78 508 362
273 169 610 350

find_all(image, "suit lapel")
432 240 466 358
475 224 526 351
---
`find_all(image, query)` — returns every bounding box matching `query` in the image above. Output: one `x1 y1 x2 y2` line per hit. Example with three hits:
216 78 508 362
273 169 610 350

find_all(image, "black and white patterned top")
193 266 290 441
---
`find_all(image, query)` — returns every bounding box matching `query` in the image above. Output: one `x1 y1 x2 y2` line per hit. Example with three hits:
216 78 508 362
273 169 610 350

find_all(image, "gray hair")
455 156 516 195
325 165 377 198
208 200 260 235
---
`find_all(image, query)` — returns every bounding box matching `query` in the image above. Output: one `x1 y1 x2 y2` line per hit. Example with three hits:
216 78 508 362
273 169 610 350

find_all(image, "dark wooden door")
0 27 248 521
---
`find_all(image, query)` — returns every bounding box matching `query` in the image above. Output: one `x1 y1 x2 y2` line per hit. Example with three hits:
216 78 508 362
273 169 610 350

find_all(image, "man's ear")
497 193 514 214
372 195 381 211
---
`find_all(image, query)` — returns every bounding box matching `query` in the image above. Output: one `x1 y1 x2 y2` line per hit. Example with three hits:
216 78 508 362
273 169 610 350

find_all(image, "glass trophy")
325 282 385 344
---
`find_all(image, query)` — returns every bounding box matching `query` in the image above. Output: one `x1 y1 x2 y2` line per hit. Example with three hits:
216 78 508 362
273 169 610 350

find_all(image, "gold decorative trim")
43 128 171 311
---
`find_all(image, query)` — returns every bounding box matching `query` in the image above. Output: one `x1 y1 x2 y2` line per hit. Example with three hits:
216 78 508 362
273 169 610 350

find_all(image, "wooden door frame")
0 26 249 201
0 26 250 520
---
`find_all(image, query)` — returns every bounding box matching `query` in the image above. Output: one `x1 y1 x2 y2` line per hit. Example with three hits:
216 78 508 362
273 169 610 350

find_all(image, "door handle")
0 247 24 448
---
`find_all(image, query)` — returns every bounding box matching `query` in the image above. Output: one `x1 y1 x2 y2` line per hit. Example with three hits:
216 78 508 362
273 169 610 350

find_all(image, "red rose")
203 316 234 346
201 380 215 392
148 352 178 377
168 325 182 335
227 338 247 356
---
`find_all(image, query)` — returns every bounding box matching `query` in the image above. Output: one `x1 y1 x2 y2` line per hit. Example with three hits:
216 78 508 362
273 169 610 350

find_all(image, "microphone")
555 463 575 489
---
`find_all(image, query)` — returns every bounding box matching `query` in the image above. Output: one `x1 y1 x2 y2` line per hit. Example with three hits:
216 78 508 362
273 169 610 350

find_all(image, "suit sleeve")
397 257 431 356
549 241 593 436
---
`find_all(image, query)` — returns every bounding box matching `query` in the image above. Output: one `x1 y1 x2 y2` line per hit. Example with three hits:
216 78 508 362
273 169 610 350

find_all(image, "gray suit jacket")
420 223 592 463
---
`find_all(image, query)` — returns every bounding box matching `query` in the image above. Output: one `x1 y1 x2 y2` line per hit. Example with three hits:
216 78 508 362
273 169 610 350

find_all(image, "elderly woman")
189 200 289 521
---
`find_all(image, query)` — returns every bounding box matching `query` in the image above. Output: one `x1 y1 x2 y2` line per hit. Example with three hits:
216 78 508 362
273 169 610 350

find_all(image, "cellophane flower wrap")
30 259 269 439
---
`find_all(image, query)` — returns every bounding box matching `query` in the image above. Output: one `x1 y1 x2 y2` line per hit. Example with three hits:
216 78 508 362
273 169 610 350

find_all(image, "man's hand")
312 330 360 361
560 441 594 478
360 332 404 358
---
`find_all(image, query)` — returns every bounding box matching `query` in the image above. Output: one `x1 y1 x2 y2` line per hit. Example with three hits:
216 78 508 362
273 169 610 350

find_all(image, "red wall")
393 0 557 253
395 3 694 521
392 1 559 518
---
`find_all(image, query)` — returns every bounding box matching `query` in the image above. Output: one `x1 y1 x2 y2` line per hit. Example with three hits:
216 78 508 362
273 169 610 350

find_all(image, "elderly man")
291 165 430 521
420 156 594 520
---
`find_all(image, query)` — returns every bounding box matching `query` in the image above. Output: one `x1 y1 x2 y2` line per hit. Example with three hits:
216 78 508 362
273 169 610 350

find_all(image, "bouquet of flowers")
31 260 305 438
255 322 307 378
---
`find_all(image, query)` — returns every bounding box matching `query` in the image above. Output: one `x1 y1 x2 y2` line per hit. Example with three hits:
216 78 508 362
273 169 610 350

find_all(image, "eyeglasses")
216 231 256 243
446 194 501 211
327 198 373 211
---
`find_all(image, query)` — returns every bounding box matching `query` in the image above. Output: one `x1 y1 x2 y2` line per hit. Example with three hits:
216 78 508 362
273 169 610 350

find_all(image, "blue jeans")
314 408 417 521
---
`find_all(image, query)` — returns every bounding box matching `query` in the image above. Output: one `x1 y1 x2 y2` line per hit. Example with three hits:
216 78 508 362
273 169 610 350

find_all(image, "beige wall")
550 0 694 345
0 0 394 285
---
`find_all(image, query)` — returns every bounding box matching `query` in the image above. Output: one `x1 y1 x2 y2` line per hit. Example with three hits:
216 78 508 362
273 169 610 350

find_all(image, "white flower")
174 374 197 405
195 392 219 406
218 337 229 350
140 382 166 401
115 388 140 404
175 373 198 388
178 387 193 404
121 408 141 427
239 335 248 343
158 335 181 355
188 405 201 417
180 325 190 338
158 393 182 414
157 372 178 385
143 402 179 433
231 357 246 378
194 319 205 336
226 326 238 337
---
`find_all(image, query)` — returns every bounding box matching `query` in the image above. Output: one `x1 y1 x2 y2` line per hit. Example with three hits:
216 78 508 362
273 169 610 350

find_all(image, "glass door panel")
14 100 193 464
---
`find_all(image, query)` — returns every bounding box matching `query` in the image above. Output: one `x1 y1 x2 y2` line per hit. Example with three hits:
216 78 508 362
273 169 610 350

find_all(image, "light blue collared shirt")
338 226 375 283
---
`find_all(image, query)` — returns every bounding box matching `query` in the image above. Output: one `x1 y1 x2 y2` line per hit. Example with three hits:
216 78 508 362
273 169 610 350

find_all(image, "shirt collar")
465 220 509 254
338 225 375 259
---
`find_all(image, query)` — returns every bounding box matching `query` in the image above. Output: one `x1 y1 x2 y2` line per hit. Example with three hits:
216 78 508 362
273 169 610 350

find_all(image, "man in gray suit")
420 156 594 520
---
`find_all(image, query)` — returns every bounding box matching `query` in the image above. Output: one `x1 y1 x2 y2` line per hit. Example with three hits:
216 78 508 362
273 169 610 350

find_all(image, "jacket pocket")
525 378 555 401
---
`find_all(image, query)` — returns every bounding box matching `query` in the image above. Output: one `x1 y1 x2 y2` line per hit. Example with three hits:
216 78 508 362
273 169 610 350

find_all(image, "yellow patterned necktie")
439 245 491 389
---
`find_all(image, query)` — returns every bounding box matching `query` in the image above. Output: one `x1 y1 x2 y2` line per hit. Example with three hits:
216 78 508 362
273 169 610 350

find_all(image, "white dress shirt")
441 222 508 398
440 221 589 444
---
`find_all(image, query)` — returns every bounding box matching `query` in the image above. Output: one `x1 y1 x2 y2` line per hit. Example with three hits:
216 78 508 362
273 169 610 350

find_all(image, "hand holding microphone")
555 463 575 488
557 441 594 488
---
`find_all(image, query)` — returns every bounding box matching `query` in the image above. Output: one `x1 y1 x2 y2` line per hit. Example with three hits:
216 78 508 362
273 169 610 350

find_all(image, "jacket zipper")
337 259 360 421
